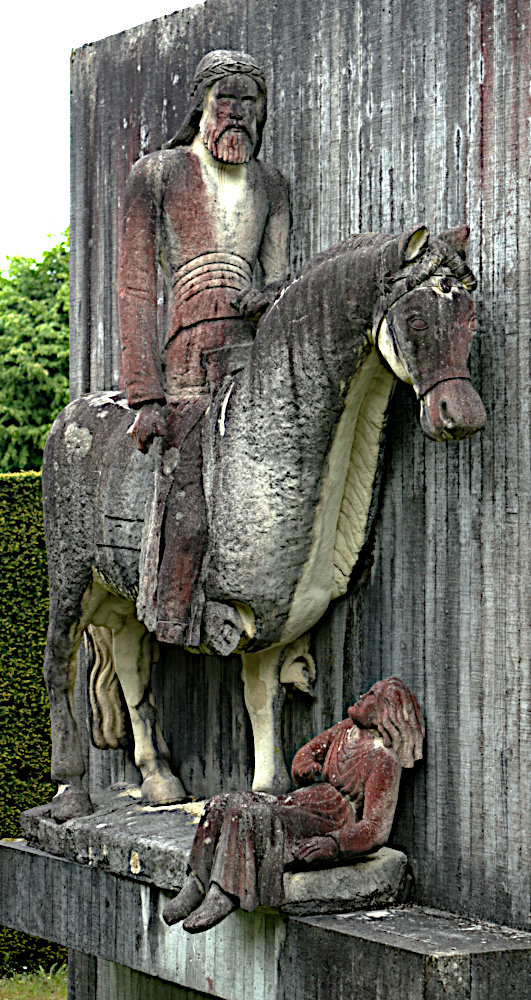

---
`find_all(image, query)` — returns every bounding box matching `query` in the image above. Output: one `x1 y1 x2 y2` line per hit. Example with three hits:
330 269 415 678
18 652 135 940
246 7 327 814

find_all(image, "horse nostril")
439 400 454 428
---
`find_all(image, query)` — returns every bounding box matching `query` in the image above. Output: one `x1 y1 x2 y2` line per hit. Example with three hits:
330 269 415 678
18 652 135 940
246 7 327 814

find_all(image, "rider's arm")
231 166 290 320
259 166 291 287
118 154 165 408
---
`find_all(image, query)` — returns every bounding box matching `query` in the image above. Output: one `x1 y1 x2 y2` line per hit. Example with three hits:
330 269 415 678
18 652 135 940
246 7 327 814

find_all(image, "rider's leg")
155 419 208 645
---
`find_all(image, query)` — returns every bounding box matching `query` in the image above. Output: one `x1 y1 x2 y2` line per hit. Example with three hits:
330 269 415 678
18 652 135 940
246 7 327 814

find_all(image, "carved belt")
171 252 253 309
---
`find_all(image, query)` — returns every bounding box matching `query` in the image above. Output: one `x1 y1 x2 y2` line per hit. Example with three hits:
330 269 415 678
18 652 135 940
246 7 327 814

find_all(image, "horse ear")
398 224 430 264
438 224 470 260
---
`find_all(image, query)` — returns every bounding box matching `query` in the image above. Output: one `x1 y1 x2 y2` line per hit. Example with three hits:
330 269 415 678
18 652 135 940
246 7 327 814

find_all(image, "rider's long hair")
349 676 425 769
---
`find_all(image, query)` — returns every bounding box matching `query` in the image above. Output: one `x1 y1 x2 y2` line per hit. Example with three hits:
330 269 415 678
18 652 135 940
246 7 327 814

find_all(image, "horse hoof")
141 771 187 806
50 785 93 823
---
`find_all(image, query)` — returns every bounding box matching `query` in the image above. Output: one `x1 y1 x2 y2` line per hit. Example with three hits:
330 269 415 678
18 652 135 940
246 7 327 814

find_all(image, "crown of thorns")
188 52 266 101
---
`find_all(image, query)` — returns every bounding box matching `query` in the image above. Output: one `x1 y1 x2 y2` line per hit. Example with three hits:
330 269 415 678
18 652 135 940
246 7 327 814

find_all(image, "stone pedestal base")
1 837 530 999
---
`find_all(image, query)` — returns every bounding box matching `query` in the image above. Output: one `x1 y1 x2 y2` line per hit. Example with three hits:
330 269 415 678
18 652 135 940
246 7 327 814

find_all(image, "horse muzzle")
419 378 486 441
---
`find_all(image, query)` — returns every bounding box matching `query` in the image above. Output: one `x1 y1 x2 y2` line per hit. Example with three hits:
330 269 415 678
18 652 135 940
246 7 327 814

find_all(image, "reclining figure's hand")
130 401 167 453
292 835 339 865
293 759 322 786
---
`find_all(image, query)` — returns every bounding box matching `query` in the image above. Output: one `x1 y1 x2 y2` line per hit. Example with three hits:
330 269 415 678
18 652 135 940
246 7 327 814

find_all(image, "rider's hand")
129 402 167 453
231 282 284 321
292 835 339 865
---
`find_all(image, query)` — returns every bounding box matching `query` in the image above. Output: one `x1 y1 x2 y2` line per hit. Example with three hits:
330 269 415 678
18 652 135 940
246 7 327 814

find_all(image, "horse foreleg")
44 609 93 822
110 615 187 804
240 647 291 794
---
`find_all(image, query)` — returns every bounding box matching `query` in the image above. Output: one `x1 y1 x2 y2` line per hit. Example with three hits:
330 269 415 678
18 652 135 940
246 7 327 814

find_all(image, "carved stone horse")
43 224 485 819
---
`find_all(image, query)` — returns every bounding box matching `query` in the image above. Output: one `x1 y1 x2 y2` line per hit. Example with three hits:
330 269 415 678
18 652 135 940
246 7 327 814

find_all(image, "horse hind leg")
44 600 93 822
101 605 187 804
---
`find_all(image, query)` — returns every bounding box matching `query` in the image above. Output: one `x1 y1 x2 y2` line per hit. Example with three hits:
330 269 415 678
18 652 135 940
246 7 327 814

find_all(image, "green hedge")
0 472 66 974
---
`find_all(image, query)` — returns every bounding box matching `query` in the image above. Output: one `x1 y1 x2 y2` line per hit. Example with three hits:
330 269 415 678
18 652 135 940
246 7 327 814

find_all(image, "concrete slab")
2 840 530 999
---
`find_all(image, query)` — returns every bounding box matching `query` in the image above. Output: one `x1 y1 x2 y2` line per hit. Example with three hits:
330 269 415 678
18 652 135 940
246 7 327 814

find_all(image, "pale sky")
0 2 204 274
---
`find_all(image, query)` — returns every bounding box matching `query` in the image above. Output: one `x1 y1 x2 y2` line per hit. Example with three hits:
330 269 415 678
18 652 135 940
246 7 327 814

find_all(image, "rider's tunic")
118 140 290 642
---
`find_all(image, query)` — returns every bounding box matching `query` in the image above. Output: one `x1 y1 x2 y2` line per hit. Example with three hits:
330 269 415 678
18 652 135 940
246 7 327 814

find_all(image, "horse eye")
440 277 452 293
408 316 428 332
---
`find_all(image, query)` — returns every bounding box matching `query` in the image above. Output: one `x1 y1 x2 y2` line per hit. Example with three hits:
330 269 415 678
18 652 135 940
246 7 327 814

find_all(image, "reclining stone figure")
162 677 424 932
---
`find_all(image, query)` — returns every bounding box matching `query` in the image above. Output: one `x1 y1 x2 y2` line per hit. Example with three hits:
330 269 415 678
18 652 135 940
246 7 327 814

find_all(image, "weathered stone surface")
20 789 410 916
21 788 200 891
67 951 97 1000
2 840 529 999
280 907 531 1000
95 963 208 1000
281 847 410 916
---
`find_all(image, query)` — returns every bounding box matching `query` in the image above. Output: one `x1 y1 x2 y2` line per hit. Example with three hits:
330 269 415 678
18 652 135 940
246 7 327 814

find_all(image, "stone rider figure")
118 50 290 653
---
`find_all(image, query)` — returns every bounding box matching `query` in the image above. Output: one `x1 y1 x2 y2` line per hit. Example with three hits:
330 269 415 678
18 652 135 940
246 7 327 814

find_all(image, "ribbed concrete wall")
70 0 530 928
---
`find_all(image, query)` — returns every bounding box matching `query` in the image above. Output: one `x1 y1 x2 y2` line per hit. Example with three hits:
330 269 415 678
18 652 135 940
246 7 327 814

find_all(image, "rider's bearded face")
199 74 258 164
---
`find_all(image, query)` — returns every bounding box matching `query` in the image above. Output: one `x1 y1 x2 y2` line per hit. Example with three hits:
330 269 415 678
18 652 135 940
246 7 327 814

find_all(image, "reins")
372 259 475 400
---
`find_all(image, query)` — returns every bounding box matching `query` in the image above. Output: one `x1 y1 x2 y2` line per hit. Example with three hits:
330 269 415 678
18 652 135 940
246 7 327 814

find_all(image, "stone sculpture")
41 50 486 822
161 676 424 932
118 49 290 652
43 219 485 820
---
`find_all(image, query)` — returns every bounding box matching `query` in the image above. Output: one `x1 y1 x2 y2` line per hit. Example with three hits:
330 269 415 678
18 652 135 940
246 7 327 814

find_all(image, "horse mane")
398 238 477 293
295 229 477 295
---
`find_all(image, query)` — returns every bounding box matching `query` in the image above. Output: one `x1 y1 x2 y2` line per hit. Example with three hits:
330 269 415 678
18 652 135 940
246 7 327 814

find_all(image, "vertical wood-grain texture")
68 950 97 1000
70 0 530 928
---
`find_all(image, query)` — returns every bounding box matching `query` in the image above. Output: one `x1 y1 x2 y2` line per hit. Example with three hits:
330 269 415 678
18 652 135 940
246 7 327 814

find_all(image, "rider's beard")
200 117 254 164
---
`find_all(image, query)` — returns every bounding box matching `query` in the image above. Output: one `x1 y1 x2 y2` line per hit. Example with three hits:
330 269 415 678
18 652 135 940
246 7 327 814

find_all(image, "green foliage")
0 473 66 975
0 961 67 997
0 236 69 472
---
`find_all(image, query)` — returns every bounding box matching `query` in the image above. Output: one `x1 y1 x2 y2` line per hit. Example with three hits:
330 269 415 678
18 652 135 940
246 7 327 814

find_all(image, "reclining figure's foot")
202 602 246 657
163 874 204 925
50 783 93 823
182 882 238 933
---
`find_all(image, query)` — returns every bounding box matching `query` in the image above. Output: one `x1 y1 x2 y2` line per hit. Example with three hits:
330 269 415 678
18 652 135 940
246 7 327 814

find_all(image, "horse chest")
281 351 395 644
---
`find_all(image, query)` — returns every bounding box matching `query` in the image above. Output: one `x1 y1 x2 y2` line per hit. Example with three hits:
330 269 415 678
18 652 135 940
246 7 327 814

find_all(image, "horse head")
372 224 486 441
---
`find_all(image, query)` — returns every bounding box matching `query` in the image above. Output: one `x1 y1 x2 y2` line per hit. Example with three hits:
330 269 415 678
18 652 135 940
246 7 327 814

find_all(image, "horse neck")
264 238 378 376
252 237 385 396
